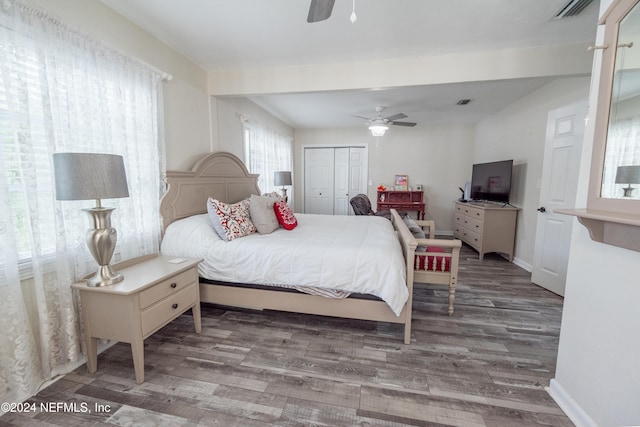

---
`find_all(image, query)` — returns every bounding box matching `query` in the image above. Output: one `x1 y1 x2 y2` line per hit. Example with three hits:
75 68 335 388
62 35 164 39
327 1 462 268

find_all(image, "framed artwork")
394 174 408 191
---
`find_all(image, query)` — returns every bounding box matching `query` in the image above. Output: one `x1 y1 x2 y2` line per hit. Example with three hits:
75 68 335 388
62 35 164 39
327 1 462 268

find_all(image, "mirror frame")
588 0 640 214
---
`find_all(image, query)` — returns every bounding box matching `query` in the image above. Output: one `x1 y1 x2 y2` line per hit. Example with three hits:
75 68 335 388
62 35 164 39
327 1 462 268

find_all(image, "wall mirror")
588 0 640 214
601 0 640 200
559 0 640 252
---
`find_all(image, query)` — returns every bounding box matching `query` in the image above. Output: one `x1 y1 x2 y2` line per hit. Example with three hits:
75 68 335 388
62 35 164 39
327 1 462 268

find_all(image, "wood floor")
1 245 572 427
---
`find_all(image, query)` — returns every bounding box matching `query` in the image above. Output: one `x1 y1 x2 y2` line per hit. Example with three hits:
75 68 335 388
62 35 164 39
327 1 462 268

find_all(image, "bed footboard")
390 209 417 344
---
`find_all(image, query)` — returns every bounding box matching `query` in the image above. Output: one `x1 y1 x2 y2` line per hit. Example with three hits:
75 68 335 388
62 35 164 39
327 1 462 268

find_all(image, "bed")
160 152 416 344
159 152 418 344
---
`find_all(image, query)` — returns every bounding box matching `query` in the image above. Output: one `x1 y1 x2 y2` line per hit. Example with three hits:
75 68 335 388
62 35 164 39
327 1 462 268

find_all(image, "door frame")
301 143 369 214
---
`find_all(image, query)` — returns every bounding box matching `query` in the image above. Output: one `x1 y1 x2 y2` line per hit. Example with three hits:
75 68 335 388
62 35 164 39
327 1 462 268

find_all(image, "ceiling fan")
354 106 417 136
307 0 335 23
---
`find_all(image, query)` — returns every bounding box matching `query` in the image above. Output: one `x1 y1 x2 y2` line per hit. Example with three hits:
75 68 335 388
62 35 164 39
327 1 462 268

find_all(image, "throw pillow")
249 194 279 234
207 197 256 241
273 199 298 230
415 246 451 272
403 217 426 239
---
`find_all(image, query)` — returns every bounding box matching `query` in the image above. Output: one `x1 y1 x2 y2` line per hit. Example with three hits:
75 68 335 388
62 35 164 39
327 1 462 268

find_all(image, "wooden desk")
377 190 425 219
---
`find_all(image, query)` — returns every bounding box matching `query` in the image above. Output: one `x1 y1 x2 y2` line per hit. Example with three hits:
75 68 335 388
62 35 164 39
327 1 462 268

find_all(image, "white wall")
550 2 640 426
474 77 591 267
294 125 475 230
213 96 294 166
30 0 211 171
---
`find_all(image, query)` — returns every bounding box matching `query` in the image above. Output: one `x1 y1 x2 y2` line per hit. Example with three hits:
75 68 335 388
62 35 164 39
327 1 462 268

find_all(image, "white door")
304 148 334 214
348 147 367 215
334 148 350 215
333 147 368 215
532 100 587 296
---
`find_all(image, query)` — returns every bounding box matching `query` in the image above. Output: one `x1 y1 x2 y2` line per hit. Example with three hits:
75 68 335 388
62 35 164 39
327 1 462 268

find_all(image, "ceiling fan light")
369 124 388 136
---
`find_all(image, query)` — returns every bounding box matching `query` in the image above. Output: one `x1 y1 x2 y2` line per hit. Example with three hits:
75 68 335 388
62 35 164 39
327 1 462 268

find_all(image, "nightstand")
72 254 202 384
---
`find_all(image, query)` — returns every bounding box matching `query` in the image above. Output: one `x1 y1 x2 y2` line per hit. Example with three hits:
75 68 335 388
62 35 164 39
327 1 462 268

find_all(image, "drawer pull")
172 303 178 309
170 282 177 288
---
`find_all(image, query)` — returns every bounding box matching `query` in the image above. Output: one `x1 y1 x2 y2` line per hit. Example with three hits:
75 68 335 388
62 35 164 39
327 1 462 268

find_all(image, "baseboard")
512 256 532 272
547 379 598 427
38 340 117 392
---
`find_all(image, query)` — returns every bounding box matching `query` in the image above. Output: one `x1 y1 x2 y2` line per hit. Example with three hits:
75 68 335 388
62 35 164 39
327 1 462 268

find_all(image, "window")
243 120 293 196
0 0 166 270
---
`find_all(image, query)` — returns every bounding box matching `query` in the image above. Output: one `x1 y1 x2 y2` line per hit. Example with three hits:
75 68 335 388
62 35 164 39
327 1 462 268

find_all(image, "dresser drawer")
454 213 465 226
139 268 197 309
141 283 198 337
464 216 483 234
463 206 485 221
462 229 482 250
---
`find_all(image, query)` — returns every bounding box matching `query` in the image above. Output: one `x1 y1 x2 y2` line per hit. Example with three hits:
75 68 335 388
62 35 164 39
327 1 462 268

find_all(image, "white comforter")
160 213 408 315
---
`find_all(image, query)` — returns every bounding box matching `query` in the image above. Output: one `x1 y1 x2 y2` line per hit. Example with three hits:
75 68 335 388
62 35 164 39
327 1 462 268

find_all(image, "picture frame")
394 174 408 191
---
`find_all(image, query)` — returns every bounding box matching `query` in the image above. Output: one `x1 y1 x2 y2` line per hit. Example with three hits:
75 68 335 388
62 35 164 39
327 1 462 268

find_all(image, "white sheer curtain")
602 116 640 198
0 0 166 405
243 119 293 197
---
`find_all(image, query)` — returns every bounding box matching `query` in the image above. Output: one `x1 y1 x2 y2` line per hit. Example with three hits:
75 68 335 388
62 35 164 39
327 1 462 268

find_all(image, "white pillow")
249 194 280 234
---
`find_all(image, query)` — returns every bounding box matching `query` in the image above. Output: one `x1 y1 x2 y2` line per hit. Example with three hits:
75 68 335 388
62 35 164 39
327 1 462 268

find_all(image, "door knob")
537 207 546 213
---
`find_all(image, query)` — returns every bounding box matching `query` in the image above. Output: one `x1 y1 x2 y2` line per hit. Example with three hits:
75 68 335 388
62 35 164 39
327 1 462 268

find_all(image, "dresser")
72 254 202 384
377 190 425 219
453 201 519 261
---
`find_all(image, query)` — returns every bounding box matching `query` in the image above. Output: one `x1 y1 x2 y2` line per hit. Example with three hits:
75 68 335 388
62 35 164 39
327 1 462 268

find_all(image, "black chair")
349 194 404 219
349 194 375 215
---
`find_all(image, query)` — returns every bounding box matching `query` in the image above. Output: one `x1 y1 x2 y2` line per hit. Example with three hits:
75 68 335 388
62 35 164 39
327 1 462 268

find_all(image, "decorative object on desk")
615 165 640 197
394 174 408 191
274 171 292 201
377 184 386 191
415 184 422 191
53 153 129 287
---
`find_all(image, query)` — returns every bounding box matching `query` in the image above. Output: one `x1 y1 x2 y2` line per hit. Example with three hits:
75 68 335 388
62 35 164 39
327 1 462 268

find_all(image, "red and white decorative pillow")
207 197 257 241
273 199 297 230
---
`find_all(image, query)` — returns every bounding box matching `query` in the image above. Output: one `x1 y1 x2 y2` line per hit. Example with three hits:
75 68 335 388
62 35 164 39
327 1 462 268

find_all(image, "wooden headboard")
159 151 260 231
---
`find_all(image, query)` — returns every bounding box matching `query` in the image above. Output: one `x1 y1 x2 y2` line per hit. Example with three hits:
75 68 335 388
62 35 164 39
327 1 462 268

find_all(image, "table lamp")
274 171 292 201
53 153 129 287
615 165 640 197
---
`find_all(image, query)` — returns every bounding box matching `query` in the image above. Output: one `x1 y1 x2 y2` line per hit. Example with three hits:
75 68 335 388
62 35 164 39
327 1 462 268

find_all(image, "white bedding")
160 213 408 315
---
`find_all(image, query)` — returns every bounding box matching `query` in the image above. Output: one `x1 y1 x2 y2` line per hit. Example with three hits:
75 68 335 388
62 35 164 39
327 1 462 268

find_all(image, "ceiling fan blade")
390 121 417 127
307 0 335 23
352 115 371 120
384 113 408 121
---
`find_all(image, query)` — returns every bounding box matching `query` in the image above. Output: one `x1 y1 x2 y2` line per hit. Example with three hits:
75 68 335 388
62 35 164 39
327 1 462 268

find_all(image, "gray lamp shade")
274 171 292 186
615 165 640 184
53 153 129 201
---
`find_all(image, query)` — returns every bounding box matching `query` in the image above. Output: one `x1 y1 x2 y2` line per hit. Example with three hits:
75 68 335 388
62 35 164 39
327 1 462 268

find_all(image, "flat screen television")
470 160 513 203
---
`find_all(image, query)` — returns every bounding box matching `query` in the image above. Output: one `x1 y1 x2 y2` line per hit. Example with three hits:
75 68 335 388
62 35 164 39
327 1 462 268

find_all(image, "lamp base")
83 206 122 287
280 187 288 202
86 265 124 287
622 185 635 197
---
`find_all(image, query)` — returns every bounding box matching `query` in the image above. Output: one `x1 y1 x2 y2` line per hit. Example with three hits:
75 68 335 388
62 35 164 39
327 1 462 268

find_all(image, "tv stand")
453 201 519 261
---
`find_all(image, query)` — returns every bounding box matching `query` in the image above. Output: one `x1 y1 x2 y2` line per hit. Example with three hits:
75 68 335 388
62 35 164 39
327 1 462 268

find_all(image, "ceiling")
99 0 601 129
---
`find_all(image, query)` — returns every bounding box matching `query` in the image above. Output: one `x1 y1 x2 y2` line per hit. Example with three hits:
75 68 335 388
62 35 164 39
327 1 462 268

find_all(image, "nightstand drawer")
139 268 197 309
141 283 198 337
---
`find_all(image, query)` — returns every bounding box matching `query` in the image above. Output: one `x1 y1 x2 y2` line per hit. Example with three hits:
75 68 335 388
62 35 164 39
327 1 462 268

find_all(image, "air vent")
456 99 471 105
552 0 594 20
